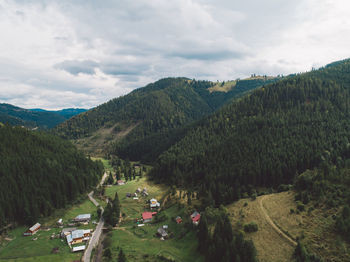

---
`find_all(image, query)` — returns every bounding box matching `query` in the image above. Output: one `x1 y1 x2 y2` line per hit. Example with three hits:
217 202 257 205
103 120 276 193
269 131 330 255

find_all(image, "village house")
141 187 149 196
191 211 201 225
117 180 125 185
74 214 91 223
142 211 157 223
157 227 168 238
66 229 91 246
175 216 182 224
150 198 160 208
57 218 63 226
23 223 41 236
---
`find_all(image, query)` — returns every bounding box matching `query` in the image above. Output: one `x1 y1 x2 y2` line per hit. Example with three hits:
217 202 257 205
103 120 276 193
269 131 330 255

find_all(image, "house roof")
29 223 41 232
66 234 73 244
75 214 91 220
71 230 84 239
192 214 201 222
61 228 77 234
157 227 168 236
191 211 199 218
72 245 86 252
142 212 153 220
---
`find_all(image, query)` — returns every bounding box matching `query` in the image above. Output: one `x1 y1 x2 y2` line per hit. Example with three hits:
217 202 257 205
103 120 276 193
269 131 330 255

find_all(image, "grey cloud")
54 60 99 75
101 63 150 76
169 50 245 61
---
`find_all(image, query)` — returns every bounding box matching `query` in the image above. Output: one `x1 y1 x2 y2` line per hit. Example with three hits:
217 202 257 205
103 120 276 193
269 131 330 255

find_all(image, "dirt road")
258 195 297 247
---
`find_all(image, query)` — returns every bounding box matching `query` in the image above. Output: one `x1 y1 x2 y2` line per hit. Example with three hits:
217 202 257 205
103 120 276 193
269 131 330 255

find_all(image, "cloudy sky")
0 0 350 110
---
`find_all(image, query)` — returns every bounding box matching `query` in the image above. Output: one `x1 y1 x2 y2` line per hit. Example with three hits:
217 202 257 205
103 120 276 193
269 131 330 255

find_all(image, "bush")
297 202 305 212
244 222 258 233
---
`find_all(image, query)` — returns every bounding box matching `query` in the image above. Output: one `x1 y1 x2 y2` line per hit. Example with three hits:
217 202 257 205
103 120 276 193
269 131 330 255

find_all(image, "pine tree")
197 213 209 253
118 248 127 262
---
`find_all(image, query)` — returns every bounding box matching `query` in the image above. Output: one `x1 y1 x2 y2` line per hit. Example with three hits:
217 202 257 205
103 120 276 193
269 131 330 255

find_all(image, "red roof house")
175 216 182 224
191 212 201 225
142 212 153 223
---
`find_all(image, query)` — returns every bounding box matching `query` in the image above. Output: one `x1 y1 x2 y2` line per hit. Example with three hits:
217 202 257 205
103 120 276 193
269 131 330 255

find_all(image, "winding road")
258 195 297 247
83 172 108 262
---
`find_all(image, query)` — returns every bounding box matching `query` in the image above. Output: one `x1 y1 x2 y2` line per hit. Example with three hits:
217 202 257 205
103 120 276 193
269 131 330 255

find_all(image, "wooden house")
23 223 41 236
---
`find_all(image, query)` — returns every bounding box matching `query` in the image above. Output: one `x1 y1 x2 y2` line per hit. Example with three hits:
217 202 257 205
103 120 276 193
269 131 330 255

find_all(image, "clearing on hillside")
227 191 350 262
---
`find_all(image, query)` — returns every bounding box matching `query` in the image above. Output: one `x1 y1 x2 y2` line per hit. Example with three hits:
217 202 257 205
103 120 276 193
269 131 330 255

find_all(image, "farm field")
103 177 203 262
0 198 99 262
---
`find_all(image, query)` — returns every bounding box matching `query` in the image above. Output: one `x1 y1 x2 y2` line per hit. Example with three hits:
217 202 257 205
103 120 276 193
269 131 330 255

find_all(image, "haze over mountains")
0 103 87 129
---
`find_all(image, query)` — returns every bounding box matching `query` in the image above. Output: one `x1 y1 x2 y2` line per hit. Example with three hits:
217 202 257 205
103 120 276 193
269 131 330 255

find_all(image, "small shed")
175 216 182 224
72 245 86 252
74 214 91 222
117 180 125 185
57 218 63 225
23 223 41 236
157 227 168 238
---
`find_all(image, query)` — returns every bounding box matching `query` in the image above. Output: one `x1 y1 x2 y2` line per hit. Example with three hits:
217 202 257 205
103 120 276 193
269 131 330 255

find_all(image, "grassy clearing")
105 177 167 220
263 192 350 262
0 198 99 262
208 80 236 93
227 191 350 262
104 177 203 262
227 192 296 262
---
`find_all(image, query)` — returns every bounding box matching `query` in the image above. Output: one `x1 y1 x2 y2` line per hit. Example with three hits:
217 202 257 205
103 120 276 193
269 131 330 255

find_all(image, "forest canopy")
0 124 104 226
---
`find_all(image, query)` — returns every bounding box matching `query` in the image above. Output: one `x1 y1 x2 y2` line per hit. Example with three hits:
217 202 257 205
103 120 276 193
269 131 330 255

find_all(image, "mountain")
31 108 87 119
0 124 104 226
149 59 350 206
55 76 280 160
0 104 86 129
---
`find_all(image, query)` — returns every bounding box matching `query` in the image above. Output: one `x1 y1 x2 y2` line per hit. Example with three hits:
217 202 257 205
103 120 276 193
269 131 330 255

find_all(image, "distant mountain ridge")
55 76 281 160
0 103 87 129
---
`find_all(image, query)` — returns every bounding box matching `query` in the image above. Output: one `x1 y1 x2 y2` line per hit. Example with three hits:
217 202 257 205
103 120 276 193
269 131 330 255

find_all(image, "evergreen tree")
118 248 127 262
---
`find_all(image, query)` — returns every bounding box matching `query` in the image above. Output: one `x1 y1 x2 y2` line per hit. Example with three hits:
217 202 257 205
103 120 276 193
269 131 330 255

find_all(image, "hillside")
150 59 350 206
31 108 87 119
0 124 104 226
0 104 85 129
55 77 280 161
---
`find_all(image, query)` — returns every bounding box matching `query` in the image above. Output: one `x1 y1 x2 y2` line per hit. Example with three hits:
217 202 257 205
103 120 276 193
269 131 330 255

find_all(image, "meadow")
103 177 203 262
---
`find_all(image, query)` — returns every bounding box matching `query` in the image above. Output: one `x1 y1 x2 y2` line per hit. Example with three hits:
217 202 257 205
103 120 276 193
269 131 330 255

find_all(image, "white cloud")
0 0 350 109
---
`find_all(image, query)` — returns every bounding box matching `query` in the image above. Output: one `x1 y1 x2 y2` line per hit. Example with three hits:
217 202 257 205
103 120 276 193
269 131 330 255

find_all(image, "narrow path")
83 172 107 262
258 195 297 247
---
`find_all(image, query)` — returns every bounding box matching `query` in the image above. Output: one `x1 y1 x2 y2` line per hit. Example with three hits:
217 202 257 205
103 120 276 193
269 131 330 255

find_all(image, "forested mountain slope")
0 103 83 129
150 59 350 206
0 124 104 226
55 77 279 161
31 108 87 119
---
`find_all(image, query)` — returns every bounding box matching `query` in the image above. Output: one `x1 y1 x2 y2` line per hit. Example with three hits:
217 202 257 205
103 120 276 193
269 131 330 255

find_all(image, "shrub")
297 202 305 212
244 222 258 233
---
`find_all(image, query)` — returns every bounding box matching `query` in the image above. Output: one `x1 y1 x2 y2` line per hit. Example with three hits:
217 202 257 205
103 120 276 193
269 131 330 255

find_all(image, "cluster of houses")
23 213 92 253
63 213 92 252
126 187 149 200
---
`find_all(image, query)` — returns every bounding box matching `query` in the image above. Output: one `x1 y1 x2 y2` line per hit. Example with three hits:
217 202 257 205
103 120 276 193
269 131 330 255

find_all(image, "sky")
1 0 350 110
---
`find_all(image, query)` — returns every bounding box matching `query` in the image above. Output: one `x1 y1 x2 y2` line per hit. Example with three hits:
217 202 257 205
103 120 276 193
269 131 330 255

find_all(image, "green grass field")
104 177 203 262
